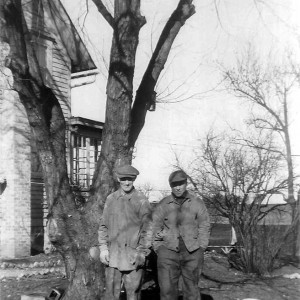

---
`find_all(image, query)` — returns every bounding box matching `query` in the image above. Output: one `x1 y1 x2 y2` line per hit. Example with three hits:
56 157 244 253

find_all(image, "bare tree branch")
222 49 298 202
91 0 114 28
129 0 195 147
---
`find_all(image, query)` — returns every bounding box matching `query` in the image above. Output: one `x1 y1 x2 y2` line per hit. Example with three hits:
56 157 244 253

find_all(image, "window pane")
71 133 101 189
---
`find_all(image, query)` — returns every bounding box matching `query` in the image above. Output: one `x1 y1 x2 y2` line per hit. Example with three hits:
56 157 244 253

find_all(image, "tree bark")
1 1 105 298
92 0 146 199
1 0 196 298
129 0 195 147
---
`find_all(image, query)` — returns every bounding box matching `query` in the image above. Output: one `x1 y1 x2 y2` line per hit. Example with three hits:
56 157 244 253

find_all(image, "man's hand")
100 250 109 265
89 246 100 260
130 251 145 268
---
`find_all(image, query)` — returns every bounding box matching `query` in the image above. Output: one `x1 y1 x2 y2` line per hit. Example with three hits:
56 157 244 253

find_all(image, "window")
70 133 101 189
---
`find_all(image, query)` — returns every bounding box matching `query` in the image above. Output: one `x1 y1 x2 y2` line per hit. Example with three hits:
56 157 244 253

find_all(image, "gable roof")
47 0 97 73
23 0 97 73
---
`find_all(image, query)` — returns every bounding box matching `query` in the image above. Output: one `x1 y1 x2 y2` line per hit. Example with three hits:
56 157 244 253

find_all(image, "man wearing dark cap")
98 165 152 300
152 170 210 300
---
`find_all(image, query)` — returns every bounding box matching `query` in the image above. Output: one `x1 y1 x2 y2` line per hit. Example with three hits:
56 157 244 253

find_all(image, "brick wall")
0 42 31 258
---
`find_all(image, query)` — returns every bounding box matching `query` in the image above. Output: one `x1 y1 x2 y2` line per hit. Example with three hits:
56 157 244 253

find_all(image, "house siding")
23 0 71 120
52 44 71 119
1 0 97 258
0 0 72 258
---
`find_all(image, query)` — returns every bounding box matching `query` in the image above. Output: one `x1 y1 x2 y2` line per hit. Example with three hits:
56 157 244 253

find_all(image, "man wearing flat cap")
98 165 152 300
152 170 210 300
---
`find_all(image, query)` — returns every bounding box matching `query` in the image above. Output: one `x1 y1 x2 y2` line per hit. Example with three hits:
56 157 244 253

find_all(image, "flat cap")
116 165 139 179
169 170 188 184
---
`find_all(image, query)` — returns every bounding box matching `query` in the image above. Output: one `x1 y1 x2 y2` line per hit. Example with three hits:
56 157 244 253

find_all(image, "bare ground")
0 252 299 300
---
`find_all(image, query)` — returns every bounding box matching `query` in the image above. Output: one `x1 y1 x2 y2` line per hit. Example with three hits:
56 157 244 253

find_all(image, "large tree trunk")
1 1 105 298
92 0 145 199
129 0 195 147
1 0 195 298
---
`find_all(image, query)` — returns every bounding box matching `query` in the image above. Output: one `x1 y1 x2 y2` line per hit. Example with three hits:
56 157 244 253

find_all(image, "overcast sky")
63 0 300 192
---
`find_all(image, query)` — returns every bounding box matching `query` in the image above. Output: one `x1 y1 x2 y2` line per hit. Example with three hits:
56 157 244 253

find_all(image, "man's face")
171 180 187 197
118 177 135 193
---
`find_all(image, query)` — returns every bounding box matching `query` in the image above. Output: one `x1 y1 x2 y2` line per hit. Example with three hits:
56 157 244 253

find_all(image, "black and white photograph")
0 0 299 299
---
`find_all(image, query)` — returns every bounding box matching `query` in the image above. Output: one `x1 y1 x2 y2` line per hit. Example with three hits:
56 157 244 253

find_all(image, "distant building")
207 193 298 252
0 0 104 258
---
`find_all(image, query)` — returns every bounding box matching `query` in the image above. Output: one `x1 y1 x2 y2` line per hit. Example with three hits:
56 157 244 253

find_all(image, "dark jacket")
152 191 210 252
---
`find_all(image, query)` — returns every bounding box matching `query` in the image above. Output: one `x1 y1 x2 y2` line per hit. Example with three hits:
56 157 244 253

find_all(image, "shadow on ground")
1 251 299 300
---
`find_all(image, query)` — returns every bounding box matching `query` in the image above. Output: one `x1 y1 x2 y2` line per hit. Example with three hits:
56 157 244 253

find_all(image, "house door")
31 172 44 255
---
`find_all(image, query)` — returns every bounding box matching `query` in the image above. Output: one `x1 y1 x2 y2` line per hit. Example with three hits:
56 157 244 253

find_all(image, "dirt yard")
0 251 299 300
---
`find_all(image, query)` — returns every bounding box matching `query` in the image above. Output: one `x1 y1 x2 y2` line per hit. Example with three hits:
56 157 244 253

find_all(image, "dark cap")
116 165 139 179
168 170 188 185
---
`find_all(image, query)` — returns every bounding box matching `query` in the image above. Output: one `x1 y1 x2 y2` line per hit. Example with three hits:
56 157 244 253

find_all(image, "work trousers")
157 244 203 300
104 266 143 300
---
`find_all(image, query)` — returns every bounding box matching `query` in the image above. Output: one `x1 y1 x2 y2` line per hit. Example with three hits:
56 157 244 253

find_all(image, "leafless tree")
136 182 153 199
0 0 196 298
179 130 298 274
222 49 299 203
